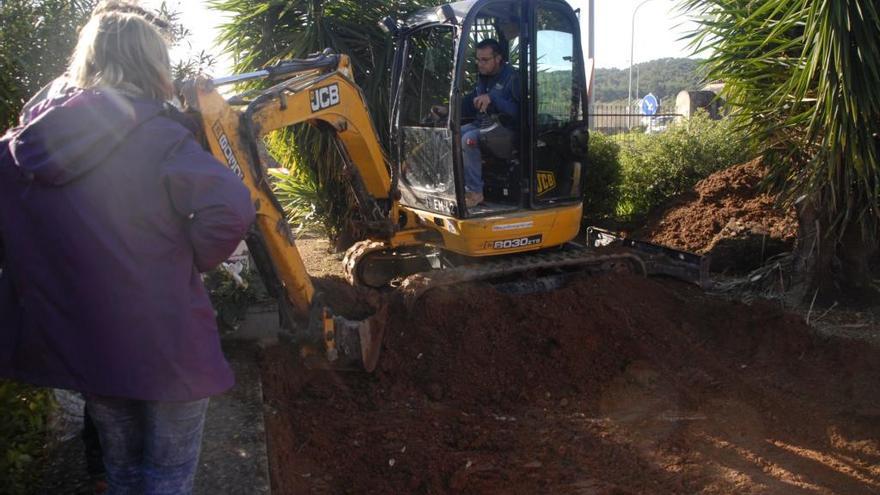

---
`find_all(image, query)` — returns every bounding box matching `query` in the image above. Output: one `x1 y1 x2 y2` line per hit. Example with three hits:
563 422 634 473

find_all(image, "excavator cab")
389 0 587 218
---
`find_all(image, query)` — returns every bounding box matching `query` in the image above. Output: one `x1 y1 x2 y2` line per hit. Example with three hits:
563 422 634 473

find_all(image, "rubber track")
398 248 647 308
342 239 390 286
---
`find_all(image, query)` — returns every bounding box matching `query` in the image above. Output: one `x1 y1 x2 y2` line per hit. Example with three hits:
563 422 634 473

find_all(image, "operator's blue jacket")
462 63 520 127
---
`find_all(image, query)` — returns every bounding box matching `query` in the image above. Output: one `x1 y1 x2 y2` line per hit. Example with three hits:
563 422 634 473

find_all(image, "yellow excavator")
179 0 706 371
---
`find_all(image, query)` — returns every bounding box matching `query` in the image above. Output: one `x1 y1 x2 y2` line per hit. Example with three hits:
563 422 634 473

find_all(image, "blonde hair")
68 2 173 101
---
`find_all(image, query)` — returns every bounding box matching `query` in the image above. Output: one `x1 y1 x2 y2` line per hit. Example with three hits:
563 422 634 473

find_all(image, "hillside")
593 57 704 105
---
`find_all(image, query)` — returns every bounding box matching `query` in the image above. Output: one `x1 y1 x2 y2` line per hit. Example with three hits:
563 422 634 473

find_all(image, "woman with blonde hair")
0 2 255 493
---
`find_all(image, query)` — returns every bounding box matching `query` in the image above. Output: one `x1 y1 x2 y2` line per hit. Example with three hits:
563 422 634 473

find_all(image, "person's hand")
473 94 492 113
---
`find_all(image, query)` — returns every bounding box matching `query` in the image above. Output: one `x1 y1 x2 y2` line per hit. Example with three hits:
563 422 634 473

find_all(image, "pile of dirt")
312 275 377 319
641 158 798 273
260 274 880 494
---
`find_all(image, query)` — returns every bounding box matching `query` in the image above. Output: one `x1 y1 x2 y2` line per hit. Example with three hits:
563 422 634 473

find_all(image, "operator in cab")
460 39 520 208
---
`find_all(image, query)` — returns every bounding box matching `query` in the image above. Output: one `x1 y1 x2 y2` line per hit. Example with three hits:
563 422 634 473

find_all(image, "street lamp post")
628 0 658 117
636 64 640 104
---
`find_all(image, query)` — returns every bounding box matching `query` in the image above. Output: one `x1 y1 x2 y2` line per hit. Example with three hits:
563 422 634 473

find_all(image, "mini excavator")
179 0 706 371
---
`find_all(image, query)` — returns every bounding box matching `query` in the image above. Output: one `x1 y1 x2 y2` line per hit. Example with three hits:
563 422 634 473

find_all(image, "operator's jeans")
461 123 483 193
86 396 210 495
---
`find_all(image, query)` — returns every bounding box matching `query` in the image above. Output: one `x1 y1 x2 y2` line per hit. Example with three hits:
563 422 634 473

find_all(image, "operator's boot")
465 191 484 208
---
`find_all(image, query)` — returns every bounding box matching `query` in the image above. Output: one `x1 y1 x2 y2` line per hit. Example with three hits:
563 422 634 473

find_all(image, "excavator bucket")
323 306 387 373
277 305 385 373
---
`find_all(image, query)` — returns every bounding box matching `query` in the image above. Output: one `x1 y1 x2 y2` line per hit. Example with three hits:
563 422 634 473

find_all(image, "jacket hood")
6 88 165 186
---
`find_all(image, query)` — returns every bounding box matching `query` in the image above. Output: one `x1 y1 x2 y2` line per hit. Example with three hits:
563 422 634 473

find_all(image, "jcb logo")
211 121 243 178
537 171 556 195
310 84 340 112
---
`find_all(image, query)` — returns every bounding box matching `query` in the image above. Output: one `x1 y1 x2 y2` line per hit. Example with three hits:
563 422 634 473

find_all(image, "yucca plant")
270 169 323 232
681 0 880 302
268 162 327 235
262 125 356 244
211 0 440 248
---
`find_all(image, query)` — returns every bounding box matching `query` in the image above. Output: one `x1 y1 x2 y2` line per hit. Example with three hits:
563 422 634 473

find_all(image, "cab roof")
401 0 480 30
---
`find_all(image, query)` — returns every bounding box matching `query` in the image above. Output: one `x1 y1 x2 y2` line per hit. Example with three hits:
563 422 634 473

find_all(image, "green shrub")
0 381 55 495
204 266 263 332
616 111 753 219
583 132 622 220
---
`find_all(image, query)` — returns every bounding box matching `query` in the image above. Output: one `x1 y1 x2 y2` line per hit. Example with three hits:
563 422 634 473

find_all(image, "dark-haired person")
460 38 520 207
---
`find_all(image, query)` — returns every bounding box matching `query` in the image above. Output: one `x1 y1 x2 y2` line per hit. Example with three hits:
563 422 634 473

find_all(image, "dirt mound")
261 275 880 494
375 279 635 407
642 158 797 272
312 275 377 319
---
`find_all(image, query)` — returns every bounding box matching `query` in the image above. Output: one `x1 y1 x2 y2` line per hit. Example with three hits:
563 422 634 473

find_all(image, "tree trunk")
333 217 362 253
790 198 879 307
838 220 879 305
789 199 835 305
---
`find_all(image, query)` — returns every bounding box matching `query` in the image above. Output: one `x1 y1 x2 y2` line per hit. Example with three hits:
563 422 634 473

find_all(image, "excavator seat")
478 117 518 203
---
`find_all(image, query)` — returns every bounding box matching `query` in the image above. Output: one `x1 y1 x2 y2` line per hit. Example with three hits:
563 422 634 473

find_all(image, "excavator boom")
180 52 392 370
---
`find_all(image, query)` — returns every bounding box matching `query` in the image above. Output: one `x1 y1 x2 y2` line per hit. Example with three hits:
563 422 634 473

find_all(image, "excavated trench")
261 162 878 494
261 273 880 494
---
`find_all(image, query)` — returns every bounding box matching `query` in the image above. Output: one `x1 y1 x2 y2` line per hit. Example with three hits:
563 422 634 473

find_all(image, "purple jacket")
0 89 256 401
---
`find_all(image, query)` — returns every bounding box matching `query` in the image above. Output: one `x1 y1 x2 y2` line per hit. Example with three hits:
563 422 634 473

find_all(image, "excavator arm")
179 52 392 370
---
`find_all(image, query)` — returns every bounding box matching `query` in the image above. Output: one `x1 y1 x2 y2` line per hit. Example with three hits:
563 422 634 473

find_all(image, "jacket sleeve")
461 86 478 120
489 73 520 118
162 137 256 272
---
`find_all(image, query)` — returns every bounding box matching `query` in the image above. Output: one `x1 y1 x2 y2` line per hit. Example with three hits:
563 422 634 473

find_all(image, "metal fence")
588 103 681 136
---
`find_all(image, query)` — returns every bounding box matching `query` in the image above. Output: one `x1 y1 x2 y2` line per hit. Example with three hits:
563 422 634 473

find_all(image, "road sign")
640 93 659 116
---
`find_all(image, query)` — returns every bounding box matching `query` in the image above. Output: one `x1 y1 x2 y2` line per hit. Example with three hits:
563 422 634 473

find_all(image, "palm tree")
211 0 438 247
681 0 880 303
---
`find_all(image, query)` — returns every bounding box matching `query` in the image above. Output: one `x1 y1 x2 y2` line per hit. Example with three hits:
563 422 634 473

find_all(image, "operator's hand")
473 94 492 113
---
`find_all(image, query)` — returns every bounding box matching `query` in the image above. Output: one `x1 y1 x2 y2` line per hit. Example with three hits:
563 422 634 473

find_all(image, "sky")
144 0 699 75
577 0 700 69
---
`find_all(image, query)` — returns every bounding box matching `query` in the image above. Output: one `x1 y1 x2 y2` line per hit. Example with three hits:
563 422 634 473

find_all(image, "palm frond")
679 0 880 240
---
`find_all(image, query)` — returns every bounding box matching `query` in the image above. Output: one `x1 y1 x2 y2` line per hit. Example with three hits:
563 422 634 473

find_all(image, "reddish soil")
641 158 798 272
260 273 880 494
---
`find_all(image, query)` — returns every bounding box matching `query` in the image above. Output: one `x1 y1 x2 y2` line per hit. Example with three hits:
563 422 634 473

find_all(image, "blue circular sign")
640 93 659 116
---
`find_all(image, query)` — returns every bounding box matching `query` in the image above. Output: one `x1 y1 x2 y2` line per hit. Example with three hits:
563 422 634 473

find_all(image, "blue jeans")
86 396 210 495
82 403 105 479
461 123 483 193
